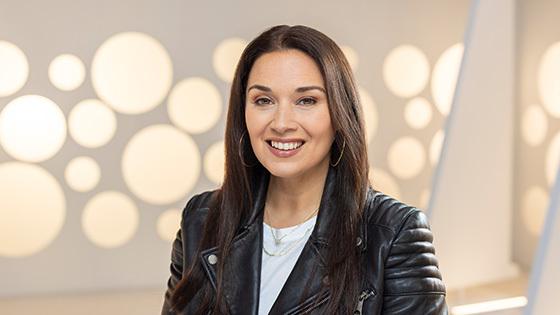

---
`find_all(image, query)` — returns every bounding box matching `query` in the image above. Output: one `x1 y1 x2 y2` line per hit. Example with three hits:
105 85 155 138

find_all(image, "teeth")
271 141 302 151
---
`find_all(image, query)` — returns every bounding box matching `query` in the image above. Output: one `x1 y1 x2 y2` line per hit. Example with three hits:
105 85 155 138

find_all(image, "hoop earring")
239 131 256 167
330 138 345 167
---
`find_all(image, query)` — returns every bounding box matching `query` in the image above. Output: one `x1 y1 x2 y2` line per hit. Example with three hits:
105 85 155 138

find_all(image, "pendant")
274 238 281 246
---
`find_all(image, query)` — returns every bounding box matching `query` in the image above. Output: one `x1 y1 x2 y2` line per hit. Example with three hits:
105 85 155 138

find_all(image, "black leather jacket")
162 166 447 314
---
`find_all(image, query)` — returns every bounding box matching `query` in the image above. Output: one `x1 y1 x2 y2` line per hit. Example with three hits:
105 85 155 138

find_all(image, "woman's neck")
264 160 329 228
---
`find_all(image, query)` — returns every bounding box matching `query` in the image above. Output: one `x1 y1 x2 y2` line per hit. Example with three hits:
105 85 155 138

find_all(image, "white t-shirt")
259 215 318 315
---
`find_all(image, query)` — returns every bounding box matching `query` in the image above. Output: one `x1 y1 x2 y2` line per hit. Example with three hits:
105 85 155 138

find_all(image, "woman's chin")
263 164 303 179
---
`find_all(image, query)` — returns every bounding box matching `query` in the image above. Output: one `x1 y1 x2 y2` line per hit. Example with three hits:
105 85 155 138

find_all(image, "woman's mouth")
266 140 305 157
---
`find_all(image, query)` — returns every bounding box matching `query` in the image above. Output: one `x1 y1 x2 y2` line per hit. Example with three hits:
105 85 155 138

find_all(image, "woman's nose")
270 103 297 133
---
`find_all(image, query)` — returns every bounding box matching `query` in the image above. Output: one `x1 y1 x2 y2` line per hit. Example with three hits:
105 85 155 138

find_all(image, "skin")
245 49 335 228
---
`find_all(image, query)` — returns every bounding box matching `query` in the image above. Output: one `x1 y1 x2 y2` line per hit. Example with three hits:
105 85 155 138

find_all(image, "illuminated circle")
122 124 201 205
405 97 433 129
68 99 116 148
430 130 445 166
383 45 430 98
368 167 401 199
157 208 182 242
0 95 66 162
388 137 426 179
420 189 431 210
48 54 86 91
522 186 549 236
0 162 65 257
341 45 359 71
168 77 222 134
538 42 560 117
546 132 560 187
359 86 378 144
91 32 173 114
521 104 548 146
82 191 138 248
0 40 28 97
431 43 464 116
64 156 101 192
213 37 247 82
204 140 225 185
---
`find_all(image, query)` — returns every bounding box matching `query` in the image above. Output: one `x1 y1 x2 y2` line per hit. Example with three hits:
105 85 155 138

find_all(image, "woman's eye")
298 97 317 105
255 98 272 105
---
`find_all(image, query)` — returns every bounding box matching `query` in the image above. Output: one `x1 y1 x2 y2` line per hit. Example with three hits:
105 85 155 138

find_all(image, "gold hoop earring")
330 138 345 167
239 131 256 167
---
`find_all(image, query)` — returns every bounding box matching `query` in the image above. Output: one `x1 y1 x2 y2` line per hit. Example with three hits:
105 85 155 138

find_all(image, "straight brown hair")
170 24 370 314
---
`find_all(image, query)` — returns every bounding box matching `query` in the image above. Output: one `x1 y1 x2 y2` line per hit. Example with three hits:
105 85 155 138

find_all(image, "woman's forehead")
247 50 325 92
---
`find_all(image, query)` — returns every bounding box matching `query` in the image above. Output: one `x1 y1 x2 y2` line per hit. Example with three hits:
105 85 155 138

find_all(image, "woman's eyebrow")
295 86 326 94
246 84 271 93
247 84 326 94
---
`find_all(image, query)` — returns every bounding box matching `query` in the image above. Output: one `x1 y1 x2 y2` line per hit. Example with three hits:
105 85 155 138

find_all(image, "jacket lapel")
267 165 338 314
199 170 269 315
200 222 263 315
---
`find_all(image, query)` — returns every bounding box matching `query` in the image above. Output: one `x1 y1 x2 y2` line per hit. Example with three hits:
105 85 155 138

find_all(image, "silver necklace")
265 205 319 246
263 225 314 256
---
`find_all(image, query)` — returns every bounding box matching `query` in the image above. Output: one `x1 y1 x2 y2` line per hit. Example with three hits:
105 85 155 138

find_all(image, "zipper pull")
354 289 375 315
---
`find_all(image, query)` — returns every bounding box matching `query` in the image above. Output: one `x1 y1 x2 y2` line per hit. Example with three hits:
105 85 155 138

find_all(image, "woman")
162 24 447 314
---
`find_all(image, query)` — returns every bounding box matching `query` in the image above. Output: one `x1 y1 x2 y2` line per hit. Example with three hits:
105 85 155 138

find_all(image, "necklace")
263 225 314 256
265 205 319 246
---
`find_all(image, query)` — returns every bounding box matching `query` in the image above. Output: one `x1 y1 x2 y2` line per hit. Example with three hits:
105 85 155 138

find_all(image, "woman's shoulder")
365 186 431 236
180 188 220 223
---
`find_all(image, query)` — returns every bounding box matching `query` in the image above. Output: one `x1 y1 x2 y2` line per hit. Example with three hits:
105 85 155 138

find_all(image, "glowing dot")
0 162 65 257
359 86 378 144
168 77 222 134
91 32 173 114
122 124 200 205
341 45 359 71
82 191 138 248
538 42 560 117
0 40 28 97
431 43 464 116
369 167 401 199
157 208 182 242
204 140 225 185
48 54 86 91
388 137 426 179
65 156 100 192
430 130 445 166
522 186 549 236
213 37 247 82
68 99 116 148
405 97 433 129
383 45 430 98
0 95 66 162
546 131 560 187
420 189 431 210
521 104 547 146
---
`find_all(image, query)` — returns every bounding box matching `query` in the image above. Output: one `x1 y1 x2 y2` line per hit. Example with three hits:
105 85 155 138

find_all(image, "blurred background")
0 0 559 314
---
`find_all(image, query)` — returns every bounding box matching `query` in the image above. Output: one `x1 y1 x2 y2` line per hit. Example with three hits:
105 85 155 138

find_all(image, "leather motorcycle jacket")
162 166 448 314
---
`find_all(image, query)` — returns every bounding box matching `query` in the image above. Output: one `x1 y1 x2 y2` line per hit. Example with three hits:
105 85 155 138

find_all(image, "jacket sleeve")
381 209 448 314
161 198 194 315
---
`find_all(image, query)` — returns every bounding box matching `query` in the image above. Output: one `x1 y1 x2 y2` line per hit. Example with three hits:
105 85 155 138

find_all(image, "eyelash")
254 97 317 106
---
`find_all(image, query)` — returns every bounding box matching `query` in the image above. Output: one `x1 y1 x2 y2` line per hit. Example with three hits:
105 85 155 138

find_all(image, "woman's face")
245 49 335 180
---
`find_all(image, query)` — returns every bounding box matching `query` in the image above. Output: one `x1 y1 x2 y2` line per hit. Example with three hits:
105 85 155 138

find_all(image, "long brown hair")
170 24 370 314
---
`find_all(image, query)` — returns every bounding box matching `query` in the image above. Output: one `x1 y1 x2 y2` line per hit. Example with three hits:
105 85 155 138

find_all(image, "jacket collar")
199 165 369 314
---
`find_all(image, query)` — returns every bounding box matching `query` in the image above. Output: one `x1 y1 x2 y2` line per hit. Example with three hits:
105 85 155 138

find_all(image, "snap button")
356 237 362 247
322 275 329 285
208 254 218 265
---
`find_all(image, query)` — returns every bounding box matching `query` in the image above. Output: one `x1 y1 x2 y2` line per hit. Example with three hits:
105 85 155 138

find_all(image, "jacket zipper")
354 289 375 315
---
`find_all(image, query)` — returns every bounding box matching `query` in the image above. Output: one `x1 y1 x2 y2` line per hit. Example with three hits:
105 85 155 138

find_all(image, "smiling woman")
245 49 334 188
162 24 447 315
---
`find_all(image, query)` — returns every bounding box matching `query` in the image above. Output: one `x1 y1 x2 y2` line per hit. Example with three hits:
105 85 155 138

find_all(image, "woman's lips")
266 141 304 158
